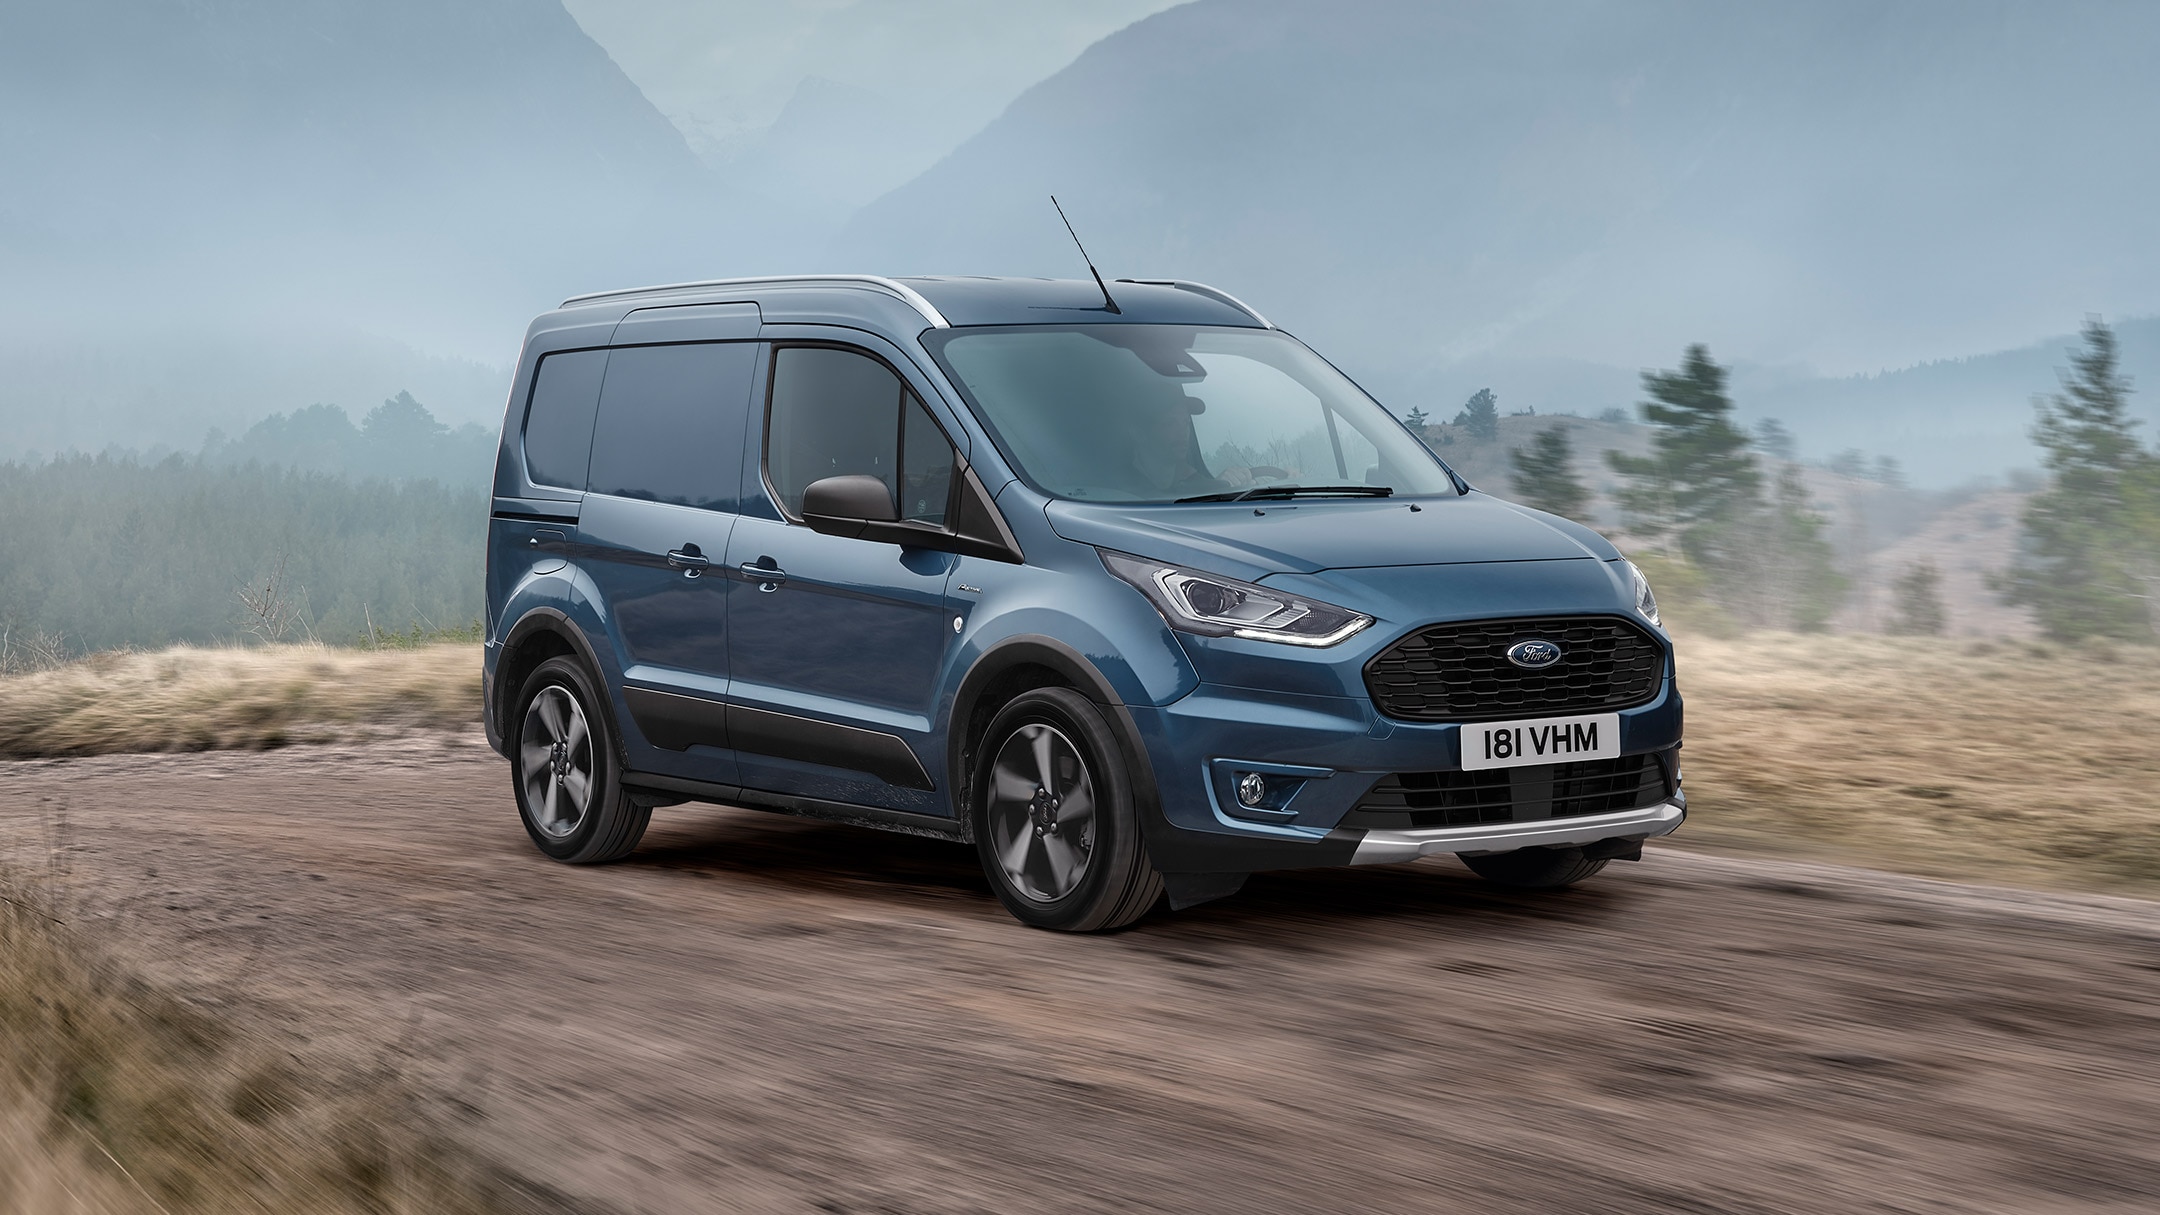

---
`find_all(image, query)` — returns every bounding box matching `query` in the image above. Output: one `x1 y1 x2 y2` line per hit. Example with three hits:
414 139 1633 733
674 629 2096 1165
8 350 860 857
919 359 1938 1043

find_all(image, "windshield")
924 325 1457 503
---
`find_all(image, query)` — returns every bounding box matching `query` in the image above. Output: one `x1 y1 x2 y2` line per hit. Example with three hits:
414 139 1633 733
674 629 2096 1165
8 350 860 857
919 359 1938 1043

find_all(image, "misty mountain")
834 0 2160 480
715 77 969 235
0 332 508 460
0 0 712 348
1416 316 2160 486
1740 316 2160 484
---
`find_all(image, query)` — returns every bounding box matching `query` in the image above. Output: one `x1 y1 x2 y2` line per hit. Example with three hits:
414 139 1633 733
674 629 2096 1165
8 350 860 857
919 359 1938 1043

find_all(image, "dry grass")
0 869 568 1214
0 644 476 759
3 635 2154 897
1675 631 2160 893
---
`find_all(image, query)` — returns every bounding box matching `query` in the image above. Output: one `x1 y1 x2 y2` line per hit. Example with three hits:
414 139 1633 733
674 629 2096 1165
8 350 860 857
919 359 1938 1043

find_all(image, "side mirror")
802 474 897 538
798 467 1024 564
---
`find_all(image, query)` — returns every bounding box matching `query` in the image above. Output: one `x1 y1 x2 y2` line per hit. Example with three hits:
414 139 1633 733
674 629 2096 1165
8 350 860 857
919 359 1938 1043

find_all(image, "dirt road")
5 737 2157 1214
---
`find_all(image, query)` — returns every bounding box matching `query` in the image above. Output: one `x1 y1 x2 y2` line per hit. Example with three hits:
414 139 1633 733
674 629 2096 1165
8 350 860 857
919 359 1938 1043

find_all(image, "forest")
0 394 488 659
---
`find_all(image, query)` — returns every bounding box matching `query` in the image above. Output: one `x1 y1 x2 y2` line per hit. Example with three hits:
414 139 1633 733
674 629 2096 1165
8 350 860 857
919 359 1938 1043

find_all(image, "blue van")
484 276 1682 931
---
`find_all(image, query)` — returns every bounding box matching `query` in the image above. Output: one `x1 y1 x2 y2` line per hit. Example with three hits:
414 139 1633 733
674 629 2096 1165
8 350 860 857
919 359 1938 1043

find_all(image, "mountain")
713 76 959 239
0 331 509 460
1738 316 2160 484
0 0 714 350
0 0 748 453
833 0 2160 479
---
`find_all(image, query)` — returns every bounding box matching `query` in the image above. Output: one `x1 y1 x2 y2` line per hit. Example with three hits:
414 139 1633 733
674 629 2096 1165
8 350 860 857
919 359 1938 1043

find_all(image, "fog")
2 0 2156 483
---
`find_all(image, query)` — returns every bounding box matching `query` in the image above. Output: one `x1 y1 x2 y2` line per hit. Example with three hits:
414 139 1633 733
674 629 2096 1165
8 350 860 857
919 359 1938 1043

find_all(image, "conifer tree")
1761 466 1846 631
1888 561 1948 636
1454 388 1499 442
1607 344 1761 570
1508 426 1590 520
1999 319 2155 641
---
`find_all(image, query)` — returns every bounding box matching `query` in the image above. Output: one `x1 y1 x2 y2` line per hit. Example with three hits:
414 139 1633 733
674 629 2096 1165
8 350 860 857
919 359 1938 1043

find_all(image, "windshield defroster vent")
1364 615 1664 722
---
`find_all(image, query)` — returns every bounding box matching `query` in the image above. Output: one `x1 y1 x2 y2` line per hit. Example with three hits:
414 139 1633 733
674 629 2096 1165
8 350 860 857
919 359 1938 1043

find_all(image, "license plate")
1461 713 1621 771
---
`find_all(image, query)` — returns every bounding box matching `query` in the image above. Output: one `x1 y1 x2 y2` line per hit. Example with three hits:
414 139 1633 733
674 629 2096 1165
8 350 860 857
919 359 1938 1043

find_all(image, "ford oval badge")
1506 639 1563 670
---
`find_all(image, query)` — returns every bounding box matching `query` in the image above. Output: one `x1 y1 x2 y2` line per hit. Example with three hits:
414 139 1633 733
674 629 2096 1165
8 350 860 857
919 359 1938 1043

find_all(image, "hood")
1045 492 1618 583
1258 559 1644 632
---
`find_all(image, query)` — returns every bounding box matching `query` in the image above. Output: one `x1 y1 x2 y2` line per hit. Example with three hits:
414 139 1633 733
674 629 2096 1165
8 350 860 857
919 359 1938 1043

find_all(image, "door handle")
666 547 711 577
739 560 788 591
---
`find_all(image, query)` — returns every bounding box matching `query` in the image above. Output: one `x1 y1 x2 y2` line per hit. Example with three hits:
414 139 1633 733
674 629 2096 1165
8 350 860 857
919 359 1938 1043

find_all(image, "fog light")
1236 772 1268 808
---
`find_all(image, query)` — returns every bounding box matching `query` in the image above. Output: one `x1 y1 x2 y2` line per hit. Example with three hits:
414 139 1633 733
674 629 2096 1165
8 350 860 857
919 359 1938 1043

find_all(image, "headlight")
1624 560 1661 627
1100 551 1373 647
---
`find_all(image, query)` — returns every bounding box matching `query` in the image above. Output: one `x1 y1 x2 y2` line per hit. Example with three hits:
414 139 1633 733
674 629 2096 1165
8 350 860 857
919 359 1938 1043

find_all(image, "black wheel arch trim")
497 607 625 766
947 635 1130 809
945 635 1349 875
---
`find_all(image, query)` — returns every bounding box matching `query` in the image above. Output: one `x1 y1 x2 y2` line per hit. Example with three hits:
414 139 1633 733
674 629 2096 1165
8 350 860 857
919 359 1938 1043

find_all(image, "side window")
767 346 957 523
522 349 607 491
587 342 758 509
900 394 954 524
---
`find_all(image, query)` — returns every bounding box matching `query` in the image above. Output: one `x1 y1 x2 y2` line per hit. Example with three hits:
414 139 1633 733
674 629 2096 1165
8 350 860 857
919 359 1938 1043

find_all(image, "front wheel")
972 688 1163 932
512 656 649 864
1459 845 1608 889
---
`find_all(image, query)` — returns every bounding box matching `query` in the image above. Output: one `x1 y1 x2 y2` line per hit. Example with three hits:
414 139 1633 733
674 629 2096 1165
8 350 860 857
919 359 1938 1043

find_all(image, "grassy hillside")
1675 632 2160 891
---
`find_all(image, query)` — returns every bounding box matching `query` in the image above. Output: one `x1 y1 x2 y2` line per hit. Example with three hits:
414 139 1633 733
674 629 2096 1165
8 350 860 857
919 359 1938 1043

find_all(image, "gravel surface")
5 737 2157 1214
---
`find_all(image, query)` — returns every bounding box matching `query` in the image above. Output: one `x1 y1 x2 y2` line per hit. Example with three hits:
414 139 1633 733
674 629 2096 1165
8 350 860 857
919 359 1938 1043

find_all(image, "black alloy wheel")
972 687 1163 932
512 656 649 863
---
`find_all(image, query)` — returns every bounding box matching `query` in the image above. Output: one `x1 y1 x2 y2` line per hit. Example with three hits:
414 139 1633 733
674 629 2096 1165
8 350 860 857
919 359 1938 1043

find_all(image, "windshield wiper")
1175 485 1395 504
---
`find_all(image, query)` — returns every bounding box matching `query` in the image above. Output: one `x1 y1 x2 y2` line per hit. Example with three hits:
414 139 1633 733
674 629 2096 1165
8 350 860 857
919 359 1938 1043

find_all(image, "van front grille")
1363 615 1664 722
1339 752 1673 830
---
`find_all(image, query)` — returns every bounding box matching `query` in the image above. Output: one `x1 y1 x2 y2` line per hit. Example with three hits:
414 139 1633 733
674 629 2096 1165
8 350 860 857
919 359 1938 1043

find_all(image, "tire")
510 656 650 864
1459 846 1609 889
971 687 1163 932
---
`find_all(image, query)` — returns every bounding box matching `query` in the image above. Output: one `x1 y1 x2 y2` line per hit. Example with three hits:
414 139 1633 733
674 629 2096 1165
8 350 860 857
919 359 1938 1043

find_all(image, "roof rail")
560 275 951 329
1113 279 1272 328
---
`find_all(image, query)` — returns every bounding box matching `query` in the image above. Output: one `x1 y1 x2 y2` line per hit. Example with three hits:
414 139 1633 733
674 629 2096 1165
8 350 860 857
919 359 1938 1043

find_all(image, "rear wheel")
972 688 1162 932
512 656 649 863
1459 846 1608 889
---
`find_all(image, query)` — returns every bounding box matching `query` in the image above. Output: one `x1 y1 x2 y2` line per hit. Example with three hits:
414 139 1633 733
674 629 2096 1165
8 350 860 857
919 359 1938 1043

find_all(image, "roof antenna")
1051 195 1120 314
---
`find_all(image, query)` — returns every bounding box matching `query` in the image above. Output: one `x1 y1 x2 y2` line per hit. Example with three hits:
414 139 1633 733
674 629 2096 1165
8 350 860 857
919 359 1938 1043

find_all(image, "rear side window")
766 346 955 522
587 342 758 509
522 349 607 491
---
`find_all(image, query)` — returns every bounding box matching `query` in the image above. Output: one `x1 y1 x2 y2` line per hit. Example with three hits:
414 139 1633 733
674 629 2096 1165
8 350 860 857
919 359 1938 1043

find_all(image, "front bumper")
1124 675 1684 875
1341 792 1685 865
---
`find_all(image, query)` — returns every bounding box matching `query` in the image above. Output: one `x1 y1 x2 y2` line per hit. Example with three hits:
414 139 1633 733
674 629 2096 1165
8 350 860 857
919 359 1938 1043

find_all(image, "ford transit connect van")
483 275 1682 931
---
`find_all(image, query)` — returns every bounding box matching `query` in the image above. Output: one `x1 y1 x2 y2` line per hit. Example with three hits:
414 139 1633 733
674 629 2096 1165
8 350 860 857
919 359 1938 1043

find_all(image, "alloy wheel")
986 722 1098 902
519 684 595 839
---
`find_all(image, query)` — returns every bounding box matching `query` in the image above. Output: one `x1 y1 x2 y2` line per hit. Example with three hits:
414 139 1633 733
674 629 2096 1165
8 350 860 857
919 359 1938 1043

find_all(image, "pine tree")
1998 319 2154 641
1606 344 1762 570
1888 561 1948 636
1753 418 1797 463
1763 466 1846 631
1403 406 1429 441
1453 388 1499 442
1508 426 1590 520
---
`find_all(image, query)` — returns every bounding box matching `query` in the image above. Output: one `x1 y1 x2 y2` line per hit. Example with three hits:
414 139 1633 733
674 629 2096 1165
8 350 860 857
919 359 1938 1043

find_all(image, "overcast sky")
560 0 1181 161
